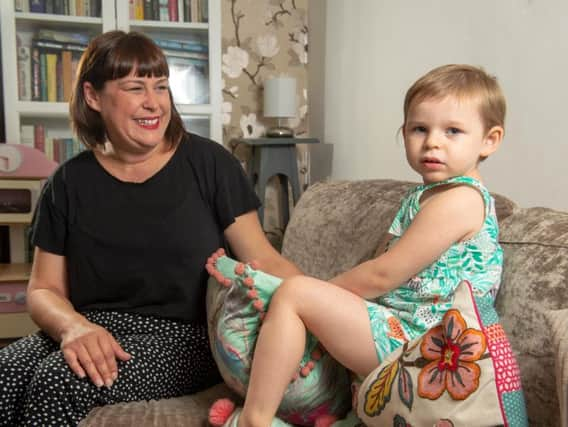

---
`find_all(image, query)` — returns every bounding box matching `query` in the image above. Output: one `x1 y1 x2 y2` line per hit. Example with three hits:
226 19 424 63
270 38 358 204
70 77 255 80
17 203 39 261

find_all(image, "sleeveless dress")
365 176 503 363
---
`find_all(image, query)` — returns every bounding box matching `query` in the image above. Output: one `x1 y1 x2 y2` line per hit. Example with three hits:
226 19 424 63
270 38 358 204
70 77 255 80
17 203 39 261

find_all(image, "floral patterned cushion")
205 251 351 426
356 281 528 427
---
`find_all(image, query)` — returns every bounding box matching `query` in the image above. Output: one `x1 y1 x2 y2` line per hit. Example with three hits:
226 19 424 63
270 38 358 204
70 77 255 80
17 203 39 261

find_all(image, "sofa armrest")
545 309 568 427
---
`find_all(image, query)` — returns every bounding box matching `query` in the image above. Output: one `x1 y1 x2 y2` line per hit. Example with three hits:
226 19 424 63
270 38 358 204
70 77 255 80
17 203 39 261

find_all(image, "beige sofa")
82 179 568 427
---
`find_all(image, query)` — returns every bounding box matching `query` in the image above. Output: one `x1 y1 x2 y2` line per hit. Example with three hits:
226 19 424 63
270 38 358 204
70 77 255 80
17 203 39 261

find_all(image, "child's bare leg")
239 276 379 427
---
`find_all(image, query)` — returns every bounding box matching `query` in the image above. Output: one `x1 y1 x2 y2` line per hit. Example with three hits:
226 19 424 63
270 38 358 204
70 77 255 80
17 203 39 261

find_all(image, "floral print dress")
365 176 503 363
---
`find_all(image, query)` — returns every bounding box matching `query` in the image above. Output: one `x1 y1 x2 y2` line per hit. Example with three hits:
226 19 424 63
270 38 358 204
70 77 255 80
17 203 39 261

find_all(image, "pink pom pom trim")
209 398 235 427
314 414 337 427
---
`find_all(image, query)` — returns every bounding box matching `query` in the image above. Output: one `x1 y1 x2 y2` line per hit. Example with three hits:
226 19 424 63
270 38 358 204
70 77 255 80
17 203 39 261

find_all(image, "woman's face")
84 69 172 154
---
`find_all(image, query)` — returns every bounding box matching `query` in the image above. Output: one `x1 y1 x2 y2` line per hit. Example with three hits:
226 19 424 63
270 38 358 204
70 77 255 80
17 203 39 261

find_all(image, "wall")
315 1 568 210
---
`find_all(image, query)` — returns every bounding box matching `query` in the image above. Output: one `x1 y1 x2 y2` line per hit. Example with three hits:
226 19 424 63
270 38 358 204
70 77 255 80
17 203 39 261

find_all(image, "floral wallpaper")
221 0 309 146
221 0 309 240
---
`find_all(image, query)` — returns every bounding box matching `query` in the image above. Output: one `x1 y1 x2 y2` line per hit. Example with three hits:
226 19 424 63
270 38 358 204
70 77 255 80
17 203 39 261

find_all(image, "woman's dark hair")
70 30 185 148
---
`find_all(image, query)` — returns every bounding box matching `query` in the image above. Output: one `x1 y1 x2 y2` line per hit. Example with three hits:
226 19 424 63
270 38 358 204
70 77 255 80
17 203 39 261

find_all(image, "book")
20 125 35 148
30 0 46 13
162 49 208 61
31 47 41 101
183 0 191 21
153 37 208 53
37 29 90 46
34 125 46 153
33 38 87 53
169 0 179 21
17 45 32 101
39 52 48 101
14 0 30 12
61 50 73 102
134 0 144 19
143 0 153 19
159 0 169 21
199 0 208 22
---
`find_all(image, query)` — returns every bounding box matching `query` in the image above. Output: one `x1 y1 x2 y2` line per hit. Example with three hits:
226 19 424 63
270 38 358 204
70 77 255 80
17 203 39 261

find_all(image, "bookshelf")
0 0 222 161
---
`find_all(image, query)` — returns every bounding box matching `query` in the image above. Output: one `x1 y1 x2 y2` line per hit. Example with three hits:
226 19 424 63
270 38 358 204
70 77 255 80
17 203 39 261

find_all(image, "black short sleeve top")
30 133 260 323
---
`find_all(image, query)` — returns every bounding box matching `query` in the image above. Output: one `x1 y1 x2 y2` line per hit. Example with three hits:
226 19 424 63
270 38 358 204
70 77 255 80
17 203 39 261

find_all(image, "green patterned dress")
365 176 503 362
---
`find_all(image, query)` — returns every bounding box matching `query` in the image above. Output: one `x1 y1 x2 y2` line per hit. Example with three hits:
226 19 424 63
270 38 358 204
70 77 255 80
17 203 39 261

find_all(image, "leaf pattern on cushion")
363 360 400 416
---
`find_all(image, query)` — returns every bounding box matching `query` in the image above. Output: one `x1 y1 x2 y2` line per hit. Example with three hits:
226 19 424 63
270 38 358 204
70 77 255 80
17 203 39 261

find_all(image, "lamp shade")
263 77 297 118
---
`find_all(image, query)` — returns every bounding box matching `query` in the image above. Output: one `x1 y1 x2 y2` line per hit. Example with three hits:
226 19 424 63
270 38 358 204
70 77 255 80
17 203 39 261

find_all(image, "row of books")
16 0 102 17
21 124 84 164
130 0 208 23
17 30 90 102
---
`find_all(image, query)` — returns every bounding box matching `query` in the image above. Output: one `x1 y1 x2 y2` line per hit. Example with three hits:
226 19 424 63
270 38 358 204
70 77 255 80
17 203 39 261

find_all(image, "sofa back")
282 179 566 426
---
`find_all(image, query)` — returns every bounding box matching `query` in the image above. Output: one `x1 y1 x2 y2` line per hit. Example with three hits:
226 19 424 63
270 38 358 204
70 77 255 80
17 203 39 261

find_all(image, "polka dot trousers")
0 311 220 426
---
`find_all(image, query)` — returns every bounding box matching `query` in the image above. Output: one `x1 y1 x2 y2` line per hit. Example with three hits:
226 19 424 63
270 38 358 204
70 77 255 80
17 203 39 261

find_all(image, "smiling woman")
0 30 301 426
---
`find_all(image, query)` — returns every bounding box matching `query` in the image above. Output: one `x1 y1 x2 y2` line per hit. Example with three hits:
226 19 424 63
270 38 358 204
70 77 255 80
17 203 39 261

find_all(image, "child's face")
403 95 502 184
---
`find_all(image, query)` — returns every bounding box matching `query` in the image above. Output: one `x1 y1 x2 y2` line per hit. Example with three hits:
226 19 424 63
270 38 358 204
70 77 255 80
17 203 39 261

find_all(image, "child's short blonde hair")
403 64 506 133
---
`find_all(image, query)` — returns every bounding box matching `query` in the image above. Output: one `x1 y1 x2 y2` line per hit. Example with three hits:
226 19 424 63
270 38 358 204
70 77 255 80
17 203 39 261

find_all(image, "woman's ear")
480 125 504 158
83 82 102 112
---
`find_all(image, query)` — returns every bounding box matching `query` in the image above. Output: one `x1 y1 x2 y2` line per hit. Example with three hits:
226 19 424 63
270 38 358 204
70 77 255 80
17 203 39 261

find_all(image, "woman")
0 30 300 426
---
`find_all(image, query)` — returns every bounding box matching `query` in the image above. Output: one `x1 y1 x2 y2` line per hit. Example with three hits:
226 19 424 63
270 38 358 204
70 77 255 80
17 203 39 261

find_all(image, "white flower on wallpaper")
255 33 280 58
222 46 250 78
222 101 233 125
291 30 308 64
222 78 239 99
240 113 266 138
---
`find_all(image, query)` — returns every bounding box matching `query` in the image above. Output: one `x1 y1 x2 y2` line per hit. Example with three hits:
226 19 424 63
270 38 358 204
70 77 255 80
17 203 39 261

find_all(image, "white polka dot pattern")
0 311 220 426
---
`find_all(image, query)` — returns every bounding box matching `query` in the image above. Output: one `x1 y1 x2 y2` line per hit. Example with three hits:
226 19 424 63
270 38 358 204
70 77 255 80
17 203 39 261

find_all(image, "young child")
233 64 506 427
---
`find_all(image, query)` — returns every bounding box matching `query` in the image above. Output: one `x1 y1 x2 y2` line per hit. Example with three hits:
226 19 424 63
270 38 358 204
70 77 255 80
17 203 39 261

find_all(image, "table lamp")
263 76 297 137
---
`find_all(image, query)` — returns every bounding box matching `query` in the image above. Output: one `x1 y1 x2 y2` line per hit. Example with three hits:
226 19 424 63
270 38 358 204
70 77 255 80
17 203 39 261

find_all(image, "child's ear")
481 126 504 158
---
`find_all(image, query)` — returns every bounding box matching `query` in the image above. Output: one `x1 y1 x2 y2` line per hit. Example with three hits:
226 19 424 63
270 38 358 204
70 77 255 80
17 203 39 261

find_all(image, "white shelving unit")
0 0 222 147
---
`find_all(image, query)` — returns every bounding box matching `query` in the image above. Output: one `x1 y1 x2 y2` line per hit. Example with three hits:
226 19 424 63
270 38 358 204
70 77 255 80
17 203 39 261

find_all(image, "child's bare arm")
330 185 485 299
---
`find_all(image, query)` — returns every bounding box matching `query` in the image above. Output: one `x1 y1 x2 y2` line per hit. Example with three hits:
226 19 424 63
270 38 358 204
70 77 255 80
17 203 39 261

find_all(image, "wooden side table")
240 138 319 228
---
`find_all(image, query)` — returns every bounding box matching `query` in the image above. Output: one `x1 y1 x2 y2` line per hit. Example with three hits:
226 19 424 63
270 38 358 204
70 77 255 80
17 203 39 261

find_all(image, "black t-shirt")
31 133 260 323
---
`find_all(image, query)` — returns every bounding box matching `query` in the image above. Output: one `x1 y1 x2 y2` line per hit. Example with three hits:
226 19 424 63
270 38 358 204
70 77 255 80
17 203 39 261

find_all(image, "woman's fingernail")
95 379 104 388
105 379 113 388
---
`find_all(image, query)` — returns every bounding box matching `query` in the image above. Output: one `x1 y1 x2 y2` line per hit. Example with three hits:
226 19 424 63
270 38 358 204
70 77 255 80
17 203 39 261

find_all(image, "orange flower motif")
387 316 406 341
417 309 486 401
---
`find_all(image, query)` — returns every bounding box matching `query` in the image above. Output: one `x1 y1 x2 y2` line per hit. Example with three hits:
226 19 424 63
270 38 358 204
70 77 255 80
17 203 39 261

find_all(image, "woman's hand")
60 320 131 388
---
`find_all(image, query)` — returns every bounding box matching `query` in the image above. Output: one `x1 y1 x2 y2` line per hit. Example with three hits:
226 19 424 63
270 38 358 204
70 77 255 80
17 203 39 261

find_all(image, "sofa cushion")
283 180 414 279
497 207 568 426
79 383 239 427
356 281 527 427
544 309 568 427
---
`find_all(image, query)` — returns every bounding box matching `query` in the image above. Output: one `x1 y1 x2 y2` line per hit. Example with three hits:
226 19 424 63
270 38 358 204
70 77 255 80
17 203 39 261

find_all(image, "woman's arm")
224 211 302 278
27 247 130 387
331 185 485 299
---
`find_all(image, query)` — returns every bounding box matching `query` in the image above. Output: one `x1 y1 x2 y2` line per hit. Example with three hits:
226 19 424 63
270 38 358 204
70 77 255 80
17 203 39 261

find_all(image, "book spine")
61 51 73 102
30 0 46 13
183 0 191 22
55 53 63 101
39 52 48 101
159 0 169 21
168 0 178 21
134 0 144 19
31 47 41 101
143 0 152 19
34 124 46 153
20 125 35 148
17 46 32 101
46 53 58 102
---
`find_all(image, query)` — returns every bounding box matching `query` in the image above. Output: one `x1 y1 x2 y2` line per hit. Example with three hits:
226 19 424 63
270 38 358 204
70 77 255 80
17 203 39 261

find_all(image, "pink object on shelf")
0 144 58 179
